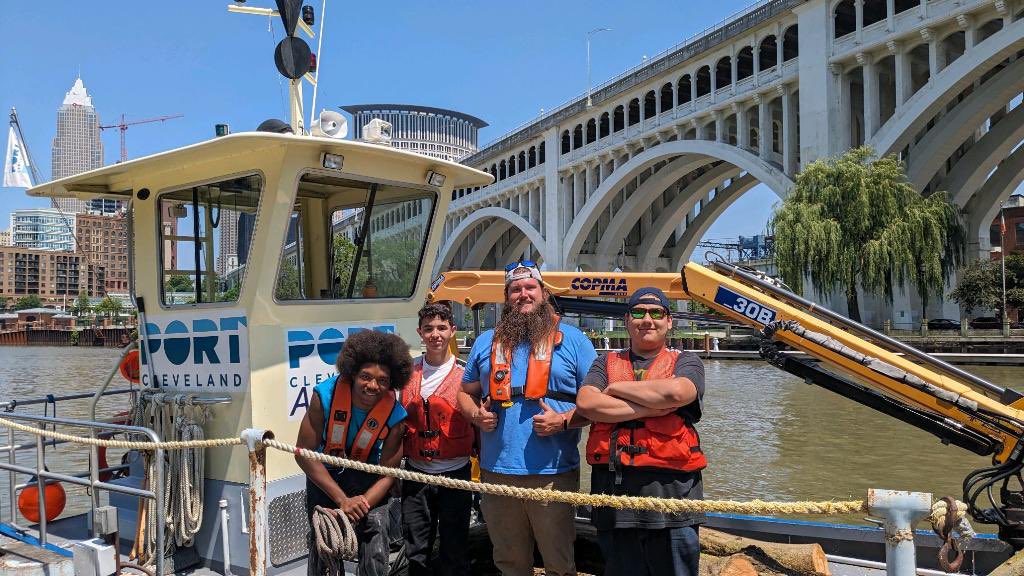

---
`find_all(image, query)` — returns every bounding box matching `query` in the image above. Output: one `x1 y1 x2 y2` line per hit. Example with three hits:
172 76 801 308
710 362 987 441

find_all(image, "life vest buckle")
419 449 440 458
620 445 648 455
418 430 440 438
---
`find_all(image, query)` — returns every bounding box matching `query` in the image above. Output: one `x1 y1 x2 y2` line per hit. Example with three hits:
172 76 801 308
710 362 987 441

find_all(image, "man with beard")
458 261 597 576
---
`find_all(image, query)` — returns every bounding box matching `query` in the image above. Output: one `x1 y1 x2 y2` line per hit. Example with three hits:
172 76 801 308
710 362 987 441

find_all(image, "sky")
0 0 778 250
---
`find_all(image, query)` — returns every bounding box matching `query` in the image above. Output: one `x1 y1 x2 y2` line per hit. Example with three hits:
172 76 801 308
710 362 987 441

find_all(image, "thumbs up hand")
532 399 566 437
473 397 498 432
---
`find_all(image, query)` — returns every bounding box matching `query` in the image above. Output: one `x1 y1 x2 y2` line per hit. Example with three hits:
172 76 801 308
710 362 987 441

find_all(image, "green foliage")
13 295 42 310
164 274 194 293
276 258 302 300
94 296 124 318
367 231 422 297
218 284 240 302
950 254 1024 318
771 147 965 321
69 329 80 346
73 292 91 316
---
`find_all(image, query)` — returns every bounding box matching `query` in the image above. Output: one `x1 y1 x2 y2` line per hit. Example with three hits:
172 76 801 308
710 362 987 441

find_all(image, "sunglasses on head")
629 306 669 320
504 260 538 271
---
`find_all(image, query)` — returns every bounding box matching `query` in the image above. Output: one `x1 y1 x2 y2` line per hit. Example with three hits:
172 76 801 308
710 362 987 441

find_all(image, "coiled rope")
311 505 358 575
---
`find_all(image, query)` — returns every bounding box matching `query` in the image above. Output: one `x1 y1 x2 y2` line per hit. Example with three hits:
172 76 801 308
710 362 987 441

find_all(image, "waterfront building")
51 77 105 214
76 212 129 294
0 230 11 247
0 246 105 307
10 208 75 252
990 195 1024 257
341 104 487 162
216 209 239 277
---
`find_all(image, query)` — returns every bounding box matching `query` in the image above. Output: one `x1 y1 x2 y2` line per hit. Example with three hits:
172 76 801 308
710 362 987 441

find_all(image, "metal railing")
0 411 166 576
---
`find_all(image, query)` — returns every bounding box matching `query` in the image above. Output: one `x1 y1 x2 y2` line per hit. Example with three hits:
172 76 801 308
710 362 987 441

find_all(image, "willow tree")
771 147 964 322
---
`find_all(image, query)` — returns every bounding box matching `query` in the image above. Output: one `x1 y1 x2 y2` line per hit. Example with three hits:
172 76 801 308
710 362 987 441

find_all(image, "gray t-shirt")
582 348 706 530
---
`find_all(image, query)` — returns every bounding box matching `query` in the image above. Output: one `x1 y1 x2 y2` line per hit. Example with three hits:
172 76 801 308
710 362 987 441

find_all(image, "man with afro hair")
296 329 413 576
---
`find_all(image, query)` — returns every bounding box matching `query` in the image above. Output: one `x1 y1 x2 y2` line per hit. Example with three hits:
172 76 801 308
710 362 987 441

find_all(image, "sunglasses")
629 306 669 320
504 260 538 271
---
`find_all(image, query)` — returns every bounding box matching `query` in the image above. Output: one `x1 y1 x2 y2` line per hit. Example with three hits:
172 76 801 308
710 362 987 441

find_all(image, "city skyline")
0 0 774 249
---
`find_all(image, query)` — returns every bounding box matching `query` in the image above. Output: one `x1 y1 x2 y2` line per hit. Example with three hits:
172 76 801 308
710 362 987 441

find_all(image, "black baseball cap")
628 287 671 310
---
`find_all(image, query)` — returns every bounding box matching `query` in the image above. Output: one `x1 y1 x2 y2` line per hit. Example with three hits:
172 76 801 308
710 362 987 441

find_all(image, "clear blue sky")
0 0 776 249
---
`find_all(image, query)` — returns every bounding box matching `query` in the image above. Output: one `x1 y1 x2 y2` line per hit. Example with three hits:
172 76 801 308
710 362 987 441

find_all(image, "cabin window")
158 174 262 306
275 173 436 301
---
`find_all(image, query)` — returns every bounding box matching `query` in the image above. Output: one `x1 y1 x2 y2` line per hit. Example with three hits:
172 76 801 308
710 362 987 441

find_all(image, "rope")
168 401 206 547
930 496 976 572
0 415 241 449
268 439 867 516
311 505 358 575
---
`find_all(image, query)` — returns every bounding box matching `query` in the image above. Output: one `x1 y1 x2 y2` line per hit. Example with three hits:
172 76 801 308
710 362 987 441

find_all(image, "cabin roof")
27 132 493 200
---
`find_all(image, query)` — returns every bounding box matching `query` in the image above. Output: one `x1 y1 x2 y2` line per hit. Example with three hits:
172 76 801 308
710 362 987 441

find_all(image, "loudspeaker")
312 110 348 139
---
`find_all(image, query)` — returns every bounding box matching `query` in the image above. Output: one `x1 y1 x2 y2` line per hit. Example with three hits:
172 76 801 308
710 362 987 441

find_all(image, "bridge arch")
964 145 1024 259
870 17 1024 157
943 103 1024 208
669 174 761 268
434 207 545 274
562 140 793 267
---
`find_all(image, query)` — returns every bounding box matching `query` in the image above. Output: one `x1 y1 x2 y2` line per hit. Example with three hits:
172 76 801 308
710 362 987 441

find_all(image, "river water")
0 346 1019 526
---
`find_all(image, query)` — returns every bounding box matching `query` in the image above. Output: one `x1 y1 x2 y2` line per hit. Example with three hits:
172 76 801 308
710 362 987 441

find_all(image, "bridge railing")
464 0 806 166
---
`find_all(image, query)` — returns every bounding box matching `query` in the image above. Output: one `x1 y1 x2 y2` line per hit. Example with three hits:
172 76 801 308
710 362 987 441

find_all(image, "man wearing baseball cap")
457 261 597 576
576 287 707 576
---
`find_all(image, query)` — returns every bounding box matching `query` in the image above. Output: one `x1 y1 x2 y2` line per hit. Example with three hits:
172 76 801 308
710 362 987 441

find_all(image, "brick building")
76 212 129 294
0 247 105 307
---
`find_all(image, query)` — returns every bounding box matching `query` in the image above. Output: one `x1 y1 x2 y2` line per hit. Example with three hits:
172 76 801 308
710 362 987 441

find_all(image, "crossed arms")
575 376 698 423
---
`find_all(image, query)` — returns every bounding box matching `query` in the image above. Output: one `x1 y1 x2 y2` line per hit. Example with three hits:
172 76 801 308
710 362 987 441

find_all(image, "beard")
494 298 557 352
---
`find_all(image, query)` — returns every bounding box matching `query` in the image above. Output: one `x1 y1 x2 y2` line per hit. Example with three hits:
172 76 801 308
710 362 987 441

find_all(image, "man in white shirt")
400 303 474 576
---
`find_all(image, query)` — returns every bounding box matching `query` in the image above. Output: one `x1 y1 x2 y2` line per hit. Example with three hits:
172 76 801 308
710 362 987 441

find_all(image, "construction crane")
99 113 183 162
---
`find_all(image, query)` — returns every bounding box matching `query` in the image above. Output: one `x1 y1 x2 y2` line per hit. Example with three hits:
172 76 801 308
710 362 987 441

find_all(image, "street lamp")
587 28 612 107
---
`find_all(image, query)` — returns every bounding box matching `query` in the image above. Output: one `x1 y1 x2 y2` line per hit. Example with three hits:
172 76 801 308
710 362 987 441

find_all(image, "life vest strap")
506 386 577 404
417 430 440 438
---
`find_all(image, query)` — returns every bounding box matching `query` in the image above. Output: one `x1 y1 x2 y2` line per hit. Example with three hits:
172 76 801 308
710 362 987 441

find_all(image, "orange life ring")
119 350 140 383
18 481 66 523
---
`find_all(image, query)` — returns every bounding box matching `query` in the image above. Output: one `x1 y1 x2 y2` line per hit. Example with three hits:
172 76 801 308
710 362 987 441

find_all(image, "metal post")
866 489 932 576
34 425 47 546
154 445 165 576
8 427 15 523
242 429 272 576
1001 206 1009 336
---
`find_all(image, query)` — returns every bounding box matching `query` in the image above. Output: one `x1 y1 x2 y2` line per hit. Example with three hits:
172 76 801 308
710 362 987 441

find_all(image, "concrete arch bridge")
437 0 1024 325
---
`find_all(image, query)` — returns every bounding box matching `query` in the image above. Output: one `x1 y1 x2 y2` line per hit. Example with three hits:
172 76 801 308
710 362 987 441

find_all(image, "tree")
164 274 194 294
73 292 91 316
771 147 965 322
950 254 1024 319
276 259 302 300
13 295 42 310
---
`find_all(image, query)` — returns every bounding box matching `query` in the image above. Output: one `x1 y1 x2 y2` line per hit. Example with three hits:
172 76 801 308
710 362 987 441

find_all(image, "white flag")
4 126 32 188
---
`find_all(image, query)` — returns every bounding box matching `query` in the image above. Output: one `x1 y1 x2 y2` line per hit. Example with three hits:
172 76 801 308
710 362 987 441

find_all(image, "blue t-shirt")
314 375 408 465
462 323 597 474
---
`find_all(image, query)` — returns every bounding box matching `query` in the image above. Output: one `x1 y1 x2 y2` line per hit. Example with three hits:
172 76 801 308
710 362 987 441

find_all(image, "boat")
2 3 1023 575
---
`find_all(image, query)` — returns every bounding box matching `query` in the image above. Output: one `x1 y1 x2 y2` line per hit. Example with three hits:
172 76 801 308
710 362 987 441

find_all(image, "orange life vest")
324 378 396 462
586 348 707 477
488 319 575 405
402 358 475 461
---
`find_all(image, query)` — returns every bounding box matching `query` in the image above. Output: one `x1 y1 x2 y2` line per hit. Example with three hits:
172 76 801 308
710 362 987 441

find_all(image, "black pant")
597 525 700 576
307 468 392 576
400 463 472 576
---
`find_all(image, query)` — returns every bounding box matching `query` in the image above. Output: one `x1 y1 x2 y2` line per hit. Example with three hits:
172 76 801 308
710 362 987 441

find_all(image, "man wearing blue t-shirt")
458 262 598 576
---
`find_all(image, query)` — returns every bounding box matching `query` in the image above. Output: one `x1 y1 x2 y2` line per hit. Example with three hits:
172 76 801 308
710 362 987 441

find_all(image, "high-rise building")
0 230 11 247
51 77 104 214
10 208 75 251
341 105 487 162
76 212 129 294
216 209 239 277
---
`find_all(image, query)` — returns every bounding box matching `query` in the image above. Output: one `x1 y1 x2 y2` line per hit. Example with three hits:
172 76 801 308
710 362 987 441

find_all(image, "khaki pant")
480 469 579 576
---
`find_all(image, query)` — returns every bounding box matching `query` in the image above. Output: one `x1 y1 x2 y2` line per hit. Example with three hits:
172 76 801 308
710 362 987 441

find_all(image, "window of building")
158 173 262 306
1017 222 1024 247
275 172 436 302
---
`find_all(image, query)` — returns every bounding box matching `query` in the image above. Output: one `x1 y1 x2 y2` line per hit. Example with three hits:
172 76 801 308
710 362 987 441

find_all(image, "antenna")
229 1 319 134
